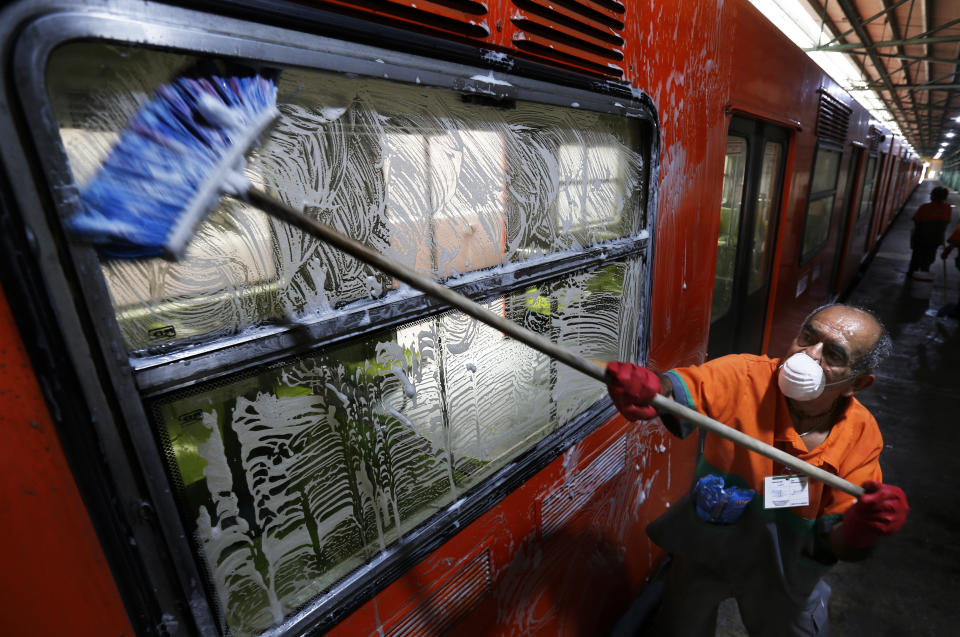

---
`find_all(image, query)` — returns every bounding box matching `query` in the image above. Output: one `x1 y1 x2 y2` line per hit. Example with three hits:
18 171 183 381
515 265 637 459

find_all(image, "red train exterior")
0 1 919 636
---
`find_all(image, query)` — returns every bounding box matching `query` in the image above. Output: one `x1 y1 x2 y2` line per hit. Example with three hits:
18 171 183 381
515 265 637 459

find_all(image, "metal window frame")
0 1 659 634
800 141 845 264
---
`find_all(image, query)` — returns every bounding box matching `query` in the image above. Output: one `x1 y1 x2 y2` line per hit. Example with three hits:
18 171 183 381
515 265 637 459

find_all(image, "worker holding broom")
606 303 909 637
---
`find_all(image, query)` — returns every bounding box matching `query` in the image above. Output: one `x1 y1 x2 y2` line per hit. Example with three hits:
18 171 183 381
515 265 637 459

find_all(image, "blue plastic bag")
694 474 755 524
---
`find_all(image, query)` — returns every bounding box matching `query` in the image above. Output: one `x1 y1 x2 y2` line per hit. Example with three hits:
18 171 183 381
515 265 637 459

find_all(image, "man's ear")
845 373 875 396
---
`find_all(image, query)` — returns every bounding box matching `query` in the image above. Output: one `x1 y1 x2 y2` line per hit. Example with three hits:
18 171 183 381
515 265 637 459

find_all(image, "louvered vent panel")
816 90 852 145
868 126 886 152
312 0 491 40
540 435 627 537
383 549 491 637
510 0 626 78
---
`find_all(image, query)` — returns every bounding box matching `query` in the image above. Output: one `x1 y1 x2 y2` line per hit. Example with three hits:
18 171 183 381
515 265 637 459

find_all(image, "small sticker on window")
177 409 203 424
149 325 176 340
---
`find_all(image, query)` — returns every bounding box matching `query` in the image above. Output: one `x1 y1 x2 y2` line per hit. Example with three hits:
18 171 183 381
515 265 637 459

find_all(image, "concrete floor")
715 179 960 637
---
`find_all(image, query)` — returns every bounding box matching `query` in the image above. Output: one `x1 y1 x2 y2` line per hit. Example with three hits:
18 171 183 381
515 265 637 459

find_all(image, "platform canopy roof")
793 0 960 161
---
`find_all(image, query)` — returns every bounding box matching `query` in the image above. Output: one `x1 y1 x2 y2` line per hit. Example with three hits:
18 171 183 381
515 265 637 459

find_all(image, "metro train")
0 0 920 635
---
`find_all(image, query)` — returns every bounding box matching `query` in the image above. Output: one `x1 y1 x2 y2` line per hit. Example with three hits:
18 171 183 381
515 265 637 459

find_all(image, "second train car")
0 0 919 635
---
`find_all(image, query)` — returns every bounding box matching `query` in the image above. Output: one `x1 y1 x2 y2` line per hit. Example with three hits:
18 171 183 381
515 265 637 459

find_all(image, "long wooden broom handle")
247 188 864 498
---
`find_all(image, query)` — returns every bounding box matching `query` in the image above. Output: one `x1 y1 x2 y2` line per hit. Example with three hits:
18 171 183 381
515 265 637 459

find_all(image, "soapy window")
46 43 645 354
153 260 640 636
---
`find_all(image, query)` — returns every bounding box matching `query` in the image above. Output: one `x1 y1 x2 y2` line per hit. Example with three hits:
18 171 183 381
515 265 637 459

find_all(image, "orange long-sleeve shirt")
913 201 952 223
664 354 883 520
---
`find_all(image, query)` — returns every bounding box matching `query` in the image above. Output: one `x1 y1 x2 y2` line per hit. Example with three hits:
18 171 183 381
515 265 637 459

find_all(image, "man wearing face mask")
606 303 909 637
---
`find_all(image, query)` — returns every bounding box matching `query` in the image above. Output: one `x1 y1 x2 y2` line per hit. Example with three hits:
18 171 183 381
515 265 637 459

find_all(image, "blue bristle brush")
62 73 864 497
68 75 280 259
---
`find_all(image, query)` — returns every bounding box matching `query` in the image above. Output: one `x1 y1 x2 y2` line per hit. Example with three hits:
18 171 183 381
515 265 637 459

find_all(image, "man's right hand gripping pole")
606 361 662 421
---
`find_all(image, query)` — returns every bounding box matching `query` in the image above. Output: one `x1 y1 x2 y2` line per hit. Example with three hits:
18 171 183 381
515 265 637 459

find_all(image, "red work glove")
842 480 909 549
605 361 661 421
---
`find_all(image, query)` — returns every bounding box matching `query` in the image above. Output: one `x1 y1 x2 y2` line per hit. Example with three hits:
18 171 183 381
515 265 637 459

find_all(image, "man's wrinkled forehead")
805 307 880 356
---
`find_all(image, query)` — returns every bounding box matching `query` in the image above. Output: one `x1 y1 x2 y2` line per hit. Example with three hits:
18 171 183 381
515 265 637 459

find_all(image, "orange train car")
0 0 919 635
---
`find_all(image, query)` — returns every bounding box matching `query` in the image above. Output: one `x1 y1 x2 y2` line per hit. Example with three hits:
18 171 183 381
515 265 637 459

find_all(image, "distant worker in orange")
605 303 909 637
908 185 952 276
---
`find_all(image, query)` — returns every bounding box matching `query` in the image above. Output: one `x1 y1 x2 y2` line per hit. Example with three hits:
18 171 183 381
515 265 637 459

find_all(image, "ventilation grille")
383 549 491 636
540 435 627 537
315 0 491 40
868 126 886 153
816 90 852 145
510 0 626 78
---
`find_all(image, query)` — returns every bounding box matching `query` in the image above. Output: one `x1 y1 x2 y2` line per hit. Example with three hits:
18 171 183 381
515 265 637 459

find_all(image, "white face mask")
778 352 849 401
778 352 824 400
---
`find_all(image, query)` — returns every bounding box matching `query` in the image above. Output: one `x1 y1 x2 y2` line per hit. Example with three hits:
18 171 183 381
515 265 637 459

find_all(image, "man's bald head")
802 304 891 376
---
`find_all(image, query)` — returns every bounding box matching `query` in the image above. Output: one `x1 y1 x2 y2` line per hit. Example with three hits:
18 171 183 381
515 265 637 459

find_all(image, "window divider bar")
134 234 648 396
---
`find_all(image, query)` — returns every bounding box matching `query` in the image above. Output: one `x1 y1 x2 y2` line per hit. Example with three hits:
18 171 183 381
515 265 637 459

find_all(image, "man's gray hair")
802 303 892 376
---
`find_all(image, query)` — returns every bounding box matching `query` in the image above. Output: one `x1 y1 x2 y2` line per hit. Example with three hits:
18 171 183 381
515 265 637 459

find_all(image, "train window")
858 156 878 220
28 18 654 635
712 136 748 319
153 263 631 633
49 44 642 355
747 142 782 293
801 146 842 261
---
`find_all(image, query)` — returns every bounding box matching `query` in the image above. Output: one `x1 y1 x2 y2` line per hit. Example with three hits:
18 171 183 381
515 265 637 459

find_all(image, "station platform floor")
711 178 960 637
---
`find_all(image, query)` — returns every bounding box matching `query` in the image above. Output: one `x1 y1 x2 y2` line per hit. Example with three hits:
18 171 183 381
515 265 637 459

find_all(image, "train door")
708 116 788 358
829 146 864 295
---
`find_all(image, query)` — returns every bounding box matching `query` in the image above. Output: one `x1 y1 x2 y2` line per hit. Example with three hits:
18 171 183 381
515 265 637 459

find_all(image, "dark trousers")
909 242 940 273
646 556 832 637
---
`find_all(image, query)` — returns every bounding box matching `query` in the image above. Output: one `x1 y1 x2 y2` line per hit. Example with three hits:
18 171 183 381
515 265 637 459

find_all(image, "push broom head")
66 74 279 259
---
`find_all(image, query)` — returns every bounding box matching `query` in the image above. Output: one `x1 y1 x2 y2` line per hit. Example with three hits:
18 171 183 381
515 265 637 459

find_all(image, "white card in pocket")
764 475 810 509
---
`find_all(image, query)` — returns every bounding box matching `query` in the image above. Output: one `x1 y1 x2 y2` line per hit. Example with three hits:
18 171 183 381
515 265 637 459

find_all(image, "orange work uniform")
913 200 952 223
645 354 884 637
911 201 953 272
665 353 883 519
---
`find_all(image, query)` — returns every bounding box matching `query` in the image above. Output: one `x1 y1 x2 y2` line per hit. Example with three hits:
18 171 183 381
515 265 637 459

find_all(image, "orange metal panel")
0 285 132 636
333 418 697 635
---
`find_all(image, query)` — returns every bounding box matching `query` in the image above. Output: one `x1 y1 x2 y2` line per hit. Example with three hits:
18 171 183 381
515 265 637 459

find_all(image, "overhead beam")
889 103 959 111
878 0 920 125
819 0 911 47
873 52 960 65
862 84 960 90
834 0 909 133
806 34 960 52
